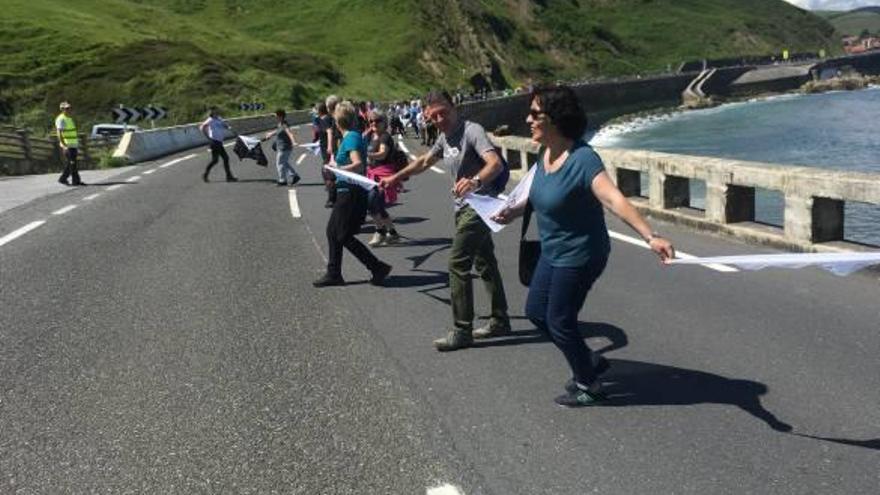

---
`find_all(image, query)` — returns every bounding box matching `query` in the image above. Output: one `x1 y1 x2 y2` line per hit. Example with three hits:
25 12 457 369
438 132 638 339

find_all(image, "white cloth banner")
462 164 538 233
669 252 880 276
299 142 321 156
322 165 378 191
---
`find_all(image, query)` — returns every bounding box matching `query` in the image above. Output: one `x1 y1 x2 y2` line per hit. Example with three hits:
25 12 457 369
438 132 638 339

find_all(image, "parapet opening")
844 201 880 247
754 187 784 228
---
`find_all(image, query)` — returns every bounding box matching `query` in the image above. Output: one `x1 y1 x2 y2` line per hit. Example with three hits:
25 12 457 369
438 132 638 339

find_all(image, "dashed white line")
427 484 465 495
126 175 141 183
430 166 444 174
159 154 196 168
296 154 307 165
607 230 739 273
288 189 301 218
51 205 78 216
397 141 410 153
143 168 157 175
83 193 101 201
106 184 124 191
0 221 46 247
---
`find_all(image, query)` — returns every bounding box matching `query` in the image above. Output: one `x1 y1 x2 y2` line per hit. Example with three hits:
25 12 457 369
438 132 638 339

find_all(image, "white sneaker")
385 232 400 245
368 232 386 247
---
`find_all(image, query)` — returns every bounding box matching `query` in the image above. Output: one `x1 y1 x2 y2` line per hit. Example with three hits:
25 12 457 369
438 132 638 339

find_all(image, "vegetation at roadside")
0 0 841 134
816 7 880 38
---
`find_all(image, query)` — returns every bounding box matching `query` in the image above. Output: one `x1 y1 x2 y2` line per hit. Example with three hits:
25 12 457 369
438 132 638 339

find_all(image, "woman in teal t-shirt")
494 85 675 407
313 101 391 288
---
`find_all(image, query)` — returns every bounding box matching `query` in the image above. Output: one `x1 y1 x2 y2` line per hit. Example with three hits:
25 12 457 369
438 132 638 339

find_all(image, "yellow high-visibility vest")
55 113 79 148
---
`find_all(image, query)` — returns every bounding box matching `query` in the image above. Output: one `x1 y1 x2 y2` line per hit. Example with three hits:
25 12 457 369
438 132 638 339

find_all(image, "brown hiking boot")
433 330 473 352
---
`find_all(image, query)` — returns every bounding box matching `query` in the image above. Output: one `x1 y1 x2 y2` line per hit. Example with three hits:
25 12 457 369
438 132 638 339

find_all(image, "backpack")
383 136 408 171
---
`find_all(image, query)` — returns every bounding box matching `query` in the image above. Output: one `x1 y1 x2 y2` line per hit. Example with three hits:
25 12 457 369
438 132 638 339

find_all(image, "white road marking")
0 221 46 247
397 141 410 153
288 189 301 218
159 154 196 168
296 154 307 165
126 175 141 183
430 166 444 174
51 205 78 216
427 485 465 495
106 184 124 191
143 169 157 175
608 230 739 273
83 193 101 201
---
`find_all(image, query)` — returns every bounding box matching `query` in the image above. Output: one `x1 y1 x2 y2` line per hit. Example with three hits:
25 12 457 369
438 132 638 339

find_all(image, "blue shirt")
529 140 610 267
334 131 367 190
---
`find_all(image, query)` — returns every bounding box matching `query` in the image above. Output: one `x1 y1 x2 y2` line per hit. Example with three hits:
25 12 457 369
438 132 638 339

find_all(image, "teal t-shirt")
529 140 611 267
334 131 367 190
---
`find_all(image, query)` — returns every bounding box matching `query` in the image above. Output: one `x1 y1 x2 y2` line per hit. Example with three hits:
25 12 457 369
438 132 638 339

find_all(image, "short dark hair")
424 89 454 108
317 102 328 115
529 85 588 140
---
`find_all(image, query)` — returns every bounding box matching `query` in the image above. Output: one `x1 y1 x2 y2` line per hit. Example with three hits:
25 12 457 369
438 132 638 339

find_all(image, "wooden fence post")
16 130 33 162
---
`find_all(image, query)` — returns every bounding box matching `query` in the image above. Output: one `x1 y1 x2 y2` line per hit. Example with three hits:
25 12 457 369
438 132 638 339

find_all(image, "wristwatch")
471 175 482 189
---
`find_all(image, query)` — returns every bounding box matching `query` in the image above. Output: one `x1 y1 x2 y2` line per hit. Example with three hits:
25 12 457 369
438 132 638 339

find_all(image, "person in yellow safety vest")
55 101 84 186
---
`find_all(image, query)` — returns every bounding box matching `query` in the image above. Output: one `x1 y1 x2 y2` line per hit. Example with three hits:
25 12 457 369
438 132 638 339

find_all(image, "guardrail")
113 111 310 164
490 134 880 251
0 127 116 175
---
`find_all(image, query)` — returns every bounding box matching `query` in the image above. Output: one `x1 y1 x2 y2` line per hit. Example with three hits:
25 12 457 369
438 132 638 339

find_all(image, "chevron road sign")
112 105 168 124
239 102 265 111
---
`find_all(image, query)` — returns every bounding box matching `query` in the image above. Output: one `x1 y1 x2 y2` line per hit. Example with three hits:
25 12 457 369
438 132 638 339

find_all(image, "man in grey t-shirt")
380 90 511 351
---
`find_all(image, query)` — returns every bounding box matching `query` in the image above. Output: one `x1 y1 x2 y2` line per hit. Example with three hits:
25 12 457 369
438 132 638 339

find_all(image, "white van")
89 124 141 140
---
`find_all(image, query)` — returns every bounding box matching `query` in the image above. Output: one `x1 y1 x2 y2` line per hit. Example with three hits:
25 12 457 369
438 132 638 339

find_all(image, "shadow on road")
89 181 133 186
601 359 793 432
793 434 880 451
471 322 628 353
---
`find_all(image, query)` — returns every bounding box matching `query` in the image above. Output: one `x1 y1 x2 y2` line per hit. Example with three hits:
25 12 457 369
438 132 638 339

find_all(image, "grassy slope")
0 0 841 132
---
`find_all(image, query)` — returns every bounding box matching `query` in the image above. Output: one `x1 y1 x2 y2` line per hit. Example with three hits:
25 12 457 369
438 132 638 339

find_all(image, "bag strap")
521 201 533 241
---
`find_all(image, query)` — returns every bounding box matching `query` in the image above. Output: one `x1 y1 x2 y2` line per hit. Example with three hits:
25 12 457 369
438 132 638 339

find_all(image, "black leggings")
326 189 382 277
206 140 232 177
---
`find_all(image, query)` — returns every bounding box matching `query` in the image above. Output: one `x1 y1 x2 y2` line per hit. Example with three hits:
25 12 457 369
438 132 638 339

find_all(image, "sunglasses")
528 109 546 120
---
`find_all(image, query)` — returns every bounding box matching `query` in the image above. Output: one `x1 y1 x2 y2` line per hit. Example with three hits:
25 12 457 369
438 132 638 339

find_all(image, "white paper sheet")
669 252 880 276
463 194 507 232
504 164 536 210
322 165 378 191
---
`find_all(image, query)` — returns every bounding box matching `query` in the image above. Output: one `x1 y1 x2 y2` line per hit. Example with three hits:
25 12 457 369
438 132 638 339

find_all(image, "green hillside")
0 0 841 132
817 8 880 37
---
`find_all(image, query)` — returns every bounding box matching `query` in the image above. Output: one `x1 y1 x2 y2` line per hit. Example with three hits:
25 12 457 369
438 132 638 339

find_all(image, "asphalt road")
1 128 878 494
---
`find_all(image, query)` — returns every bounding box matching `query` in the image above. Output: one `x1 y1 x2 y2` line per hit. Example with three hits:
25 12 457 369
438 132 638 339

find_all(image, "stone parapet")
490 134 880 251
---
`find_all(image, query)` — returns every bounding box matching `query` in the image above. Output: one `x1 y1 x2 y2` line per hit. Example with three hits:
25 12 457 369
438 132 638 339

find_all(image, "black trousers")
326 188 382 277
60 148 82 184
206 140 233 178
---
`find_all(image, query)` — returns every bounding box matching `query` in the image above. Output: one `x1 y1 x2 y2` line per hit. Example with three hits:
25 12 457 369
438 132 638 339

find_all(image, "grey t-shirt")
429 120 496 205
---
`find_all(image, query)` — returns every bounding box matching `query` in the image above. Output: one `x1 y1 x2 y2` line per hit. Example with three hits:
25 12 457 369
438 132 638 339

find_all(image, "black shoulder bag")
519 201 541 286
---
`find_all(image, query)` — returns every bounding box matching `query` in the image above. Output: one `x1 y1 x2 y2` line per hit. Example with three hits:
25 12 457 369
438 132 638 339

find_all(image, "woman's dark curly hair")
529 85 588 140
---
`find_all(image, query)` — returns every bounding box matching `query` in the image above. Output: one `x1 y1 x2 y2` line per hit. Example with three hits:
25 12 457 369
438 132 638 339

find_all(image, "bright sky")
782 0 880 10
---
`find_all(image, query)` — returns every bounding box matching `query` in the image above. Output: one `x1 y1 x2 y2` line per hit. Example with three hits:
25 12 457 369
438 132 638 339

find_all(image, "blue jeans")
525 254 607 387
275 148 299 183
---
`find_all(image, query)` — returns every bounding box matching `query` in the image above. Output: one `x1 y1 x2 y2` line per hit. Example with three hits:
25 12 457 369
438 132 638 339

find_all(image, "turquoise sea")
590 87 880 246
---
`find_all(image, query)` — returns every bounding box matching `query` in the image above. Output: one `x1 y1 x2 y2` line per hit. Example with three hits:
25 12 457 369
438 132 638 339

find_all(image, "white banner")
322 165 378 191
670 252 880 276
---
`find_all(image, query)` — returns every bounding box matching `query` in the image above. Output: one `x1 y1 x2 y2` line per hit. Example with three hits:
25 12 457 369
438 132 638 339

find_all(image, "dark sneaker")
58 178 70 186
312 274 345 288
72 181 86 186
226 176 239 182
370 263 392 286
433 330 473 352
564 355 611 394
472 323 512 339
554 388 606 408
202 172 209 182
276 181 287 186
290 175 301 186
